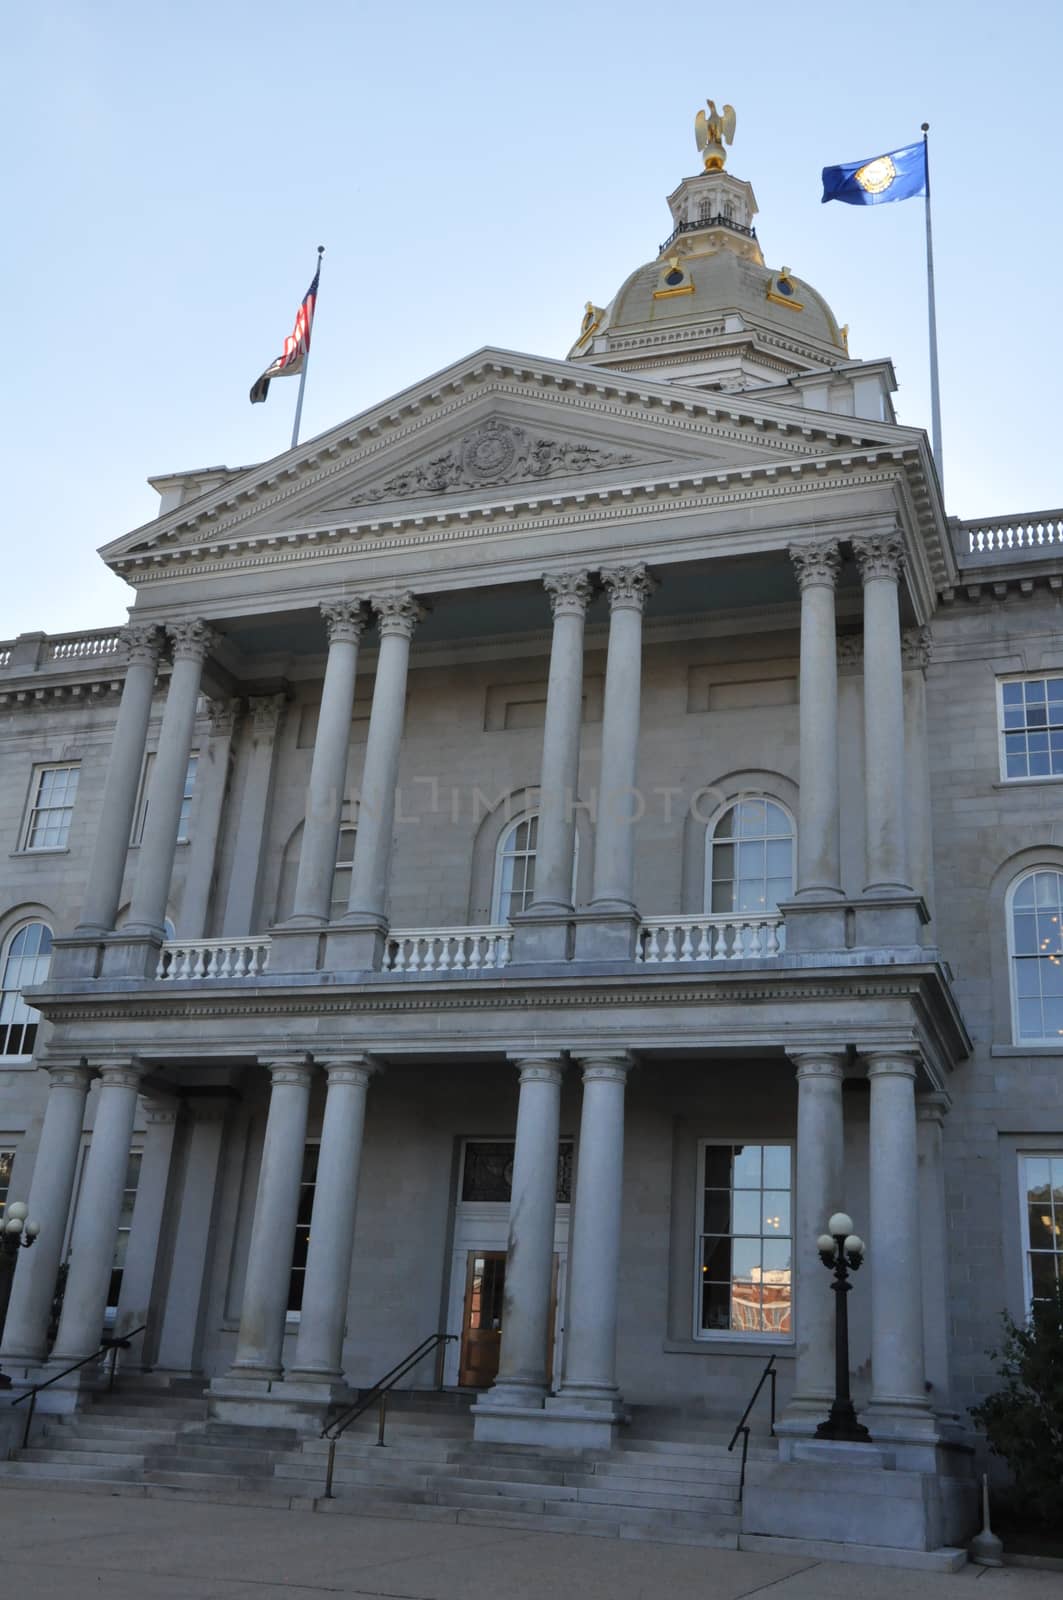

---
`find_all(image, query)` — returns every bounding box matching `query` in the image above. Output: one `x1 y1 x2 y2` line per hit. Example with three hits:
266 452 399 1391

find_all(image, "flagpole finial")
317 244 325 256
921 122 930 134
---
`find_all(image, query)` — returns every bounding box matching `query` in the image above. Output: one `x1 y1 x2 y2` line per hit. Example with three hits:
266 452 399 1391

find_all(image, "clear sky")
4 0 1061 638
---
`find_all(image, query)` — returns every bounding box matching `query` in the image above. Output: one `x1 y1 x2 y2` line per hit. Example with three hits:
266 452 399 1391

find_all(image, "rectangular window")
0 1149 14 1217
1000 676 1063 781
329 827 357 920
288 1144 319 1313
460 1139 573 1204
107 1152 142 1313
1020 1153 1063 1308
134 753 198 844
696 1142 793 1338
23 765 80 850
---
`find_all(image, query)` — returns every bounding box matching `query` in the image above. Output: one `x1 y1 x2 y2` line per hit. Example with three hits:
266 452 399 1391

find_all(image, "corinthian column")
789 541 842 900
331 592 422 970
514 571 592 963
77 623 164 936
853 535 911 895
126 620 217 937
577 566 655 960
288 601 366 926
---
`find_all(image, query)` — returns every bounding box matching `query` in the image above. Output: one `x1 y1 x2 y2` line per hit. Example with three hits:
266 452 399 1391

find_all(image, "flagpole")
290 245 324 451
921 123 943 500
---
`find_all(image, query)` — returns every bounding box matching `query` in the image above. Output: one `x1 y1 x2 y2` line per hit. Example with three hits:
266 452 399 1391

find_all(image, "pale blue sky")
4 0 1060 636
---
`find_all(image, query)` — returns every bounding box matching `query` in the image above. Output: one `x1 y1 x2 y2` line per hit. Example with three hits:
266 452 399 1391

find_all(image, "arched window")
491 813 579 923
330 826 357 920
1009 869 1063 1043
0 922 53 1057
708 800 794 915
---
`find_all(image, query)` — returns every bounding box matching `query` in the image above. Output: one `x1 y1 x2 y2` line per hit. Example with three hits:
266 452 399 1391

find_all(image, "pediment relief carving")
357 419 638 504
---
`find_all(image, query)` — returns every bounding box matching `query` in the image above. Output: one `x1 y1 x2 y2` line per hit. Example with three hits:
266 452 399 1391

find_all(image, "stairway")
0 1383 774 1547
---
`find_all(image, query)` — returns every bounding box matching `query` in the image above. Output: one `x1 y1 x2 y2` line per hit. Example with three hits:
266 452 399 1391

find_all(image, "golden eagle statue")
695 99 736 171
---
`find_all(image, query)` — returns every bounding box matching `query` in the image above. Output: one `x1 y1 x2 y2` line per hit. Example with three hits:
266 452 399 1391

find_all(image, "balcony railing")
385 926 512 973
659 214 757 254
954 510 1063 561
636 914 785 963
156 937 272 980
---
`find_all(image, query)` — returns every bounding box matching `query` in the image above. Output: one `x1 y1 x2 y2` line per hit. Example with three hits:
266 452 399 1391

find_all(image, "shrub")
971 1280 1063 1529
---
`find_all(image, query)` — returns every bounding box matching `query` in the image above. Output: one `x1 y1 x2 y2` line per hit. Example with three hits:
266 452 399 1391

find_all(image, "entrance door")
459 1251 505 1387
457 1250 560 1389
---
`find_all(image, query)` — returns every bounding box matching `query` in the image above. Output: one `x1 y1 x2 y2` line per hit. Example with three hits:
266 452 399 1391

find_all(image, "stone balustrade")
954 509 1063 561
385 926 513 973
636 913 785 963
156 938 272 980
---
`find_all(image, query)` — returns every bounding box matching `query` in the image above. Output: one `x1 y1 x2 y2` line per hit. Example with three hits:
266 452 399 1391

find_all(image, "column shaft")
229 1061 313 1378
0 1068 92 1364
904 629 935 920
178 700 240 938
867 1053 930 1421
51 1062 144 1363
77 626 162 933
557 1054 630 1410
219 697 286 935
114 1103 179 1364
790 543 842 898
917 1094 953 1411
486 1057 563 1406
290 603 365 925
289 1060 375 1382
788 1053 846 1415
531 572 592 910
854 537 910 894
127 620 216 935
589 567 654 910
346 594 421 923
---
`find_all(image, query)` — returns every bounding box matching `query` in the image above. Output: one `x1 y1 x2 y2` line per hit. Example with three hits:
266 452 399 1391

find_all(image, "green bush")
971 1280 1063 1529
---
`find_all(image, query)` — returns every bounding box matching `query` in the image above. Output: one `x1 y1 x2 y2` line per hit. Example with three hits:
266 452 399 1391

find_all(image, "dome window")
665 267 685 287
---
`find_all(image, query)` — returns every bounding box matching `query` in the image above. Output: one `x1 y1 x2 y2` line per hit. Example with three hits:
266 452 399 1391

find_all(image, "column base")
268 926 326 975
778 900 848 954
472 1396 625 1450
852 894 928 949
98 933 164 979
475 1378 549 1411
323 920 387 972
775 1394 838 1437
573 908 640 961
509 909 573 963
208 1374 338 1432
49 934 106 980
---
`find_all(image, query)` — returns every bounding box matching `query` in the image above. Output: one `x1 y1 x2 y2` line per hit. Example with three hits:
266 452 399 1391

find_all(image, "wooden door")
459 1251 506 1387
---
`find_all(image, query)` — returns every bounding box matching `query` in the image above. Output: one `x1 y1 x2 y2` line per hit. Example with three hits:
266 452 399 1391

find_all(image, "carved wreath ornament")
364 419 634 501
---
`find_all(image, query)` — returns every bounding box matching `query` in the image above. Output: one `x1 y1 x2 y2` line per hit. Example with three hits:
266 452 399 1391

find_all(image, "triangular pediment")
102 346 929 568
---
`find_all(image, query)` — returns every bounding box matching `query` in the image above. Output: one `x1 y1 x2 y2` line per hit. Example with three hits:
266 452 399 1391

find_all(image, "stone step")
18 1447 146 1469
584 1456 742 1487
41 1427 176 1451
614 1436 773 1463
146 1452 283 1477
0 1458 141 1482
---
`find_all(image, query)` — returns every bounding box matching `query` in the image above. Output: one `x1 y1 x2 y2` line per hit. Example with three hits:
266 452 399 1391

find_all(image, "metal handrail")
10 1324 146 1449
726 1353 776 1501
320 1331 456 1498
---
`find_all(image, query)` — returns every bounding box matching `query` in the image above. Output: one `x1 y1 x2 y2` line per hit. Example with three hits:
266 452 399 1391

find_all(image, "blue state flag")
821 141 927 206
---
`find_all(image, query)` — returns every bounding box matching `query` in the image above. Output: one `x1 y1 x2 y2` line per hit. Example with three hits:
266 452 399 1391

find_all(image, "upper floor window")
1008 868 1063 1043
708 799 794 915
696 1142 792 1338
1000 676 1063 781
134 753 199 845
1019 1154 1063 1308
491 812 579 923
0 923 53 1058
330 826 357 921
108 1152 143 1313
23 765 79 851
288 1143 319 1313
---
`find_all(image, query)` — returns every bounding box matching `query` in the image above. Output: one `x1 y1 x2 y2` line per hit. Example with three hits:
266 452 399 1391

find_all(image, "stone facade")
0 129 1060 1557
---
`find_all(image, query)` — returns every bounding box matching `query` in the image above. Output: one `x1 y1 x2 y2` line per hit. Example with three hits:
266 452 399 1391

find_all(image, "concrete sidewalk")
0 1489 1059 1600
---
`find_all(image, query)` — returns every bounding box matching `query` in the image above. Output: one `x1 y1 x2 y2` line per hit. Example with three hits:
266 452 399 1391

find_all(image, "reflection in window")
0 923 53 1057
709 800 794 915
288 1144 319 1312
1001 677 1063 780
697 1143 792 1337
1020 1154 1063 1307
1009 870 1063 1042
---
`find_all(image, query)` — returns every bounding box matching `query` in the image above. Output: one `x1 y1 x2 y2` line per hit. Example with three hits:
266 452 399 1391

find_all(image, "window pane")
1028 1204 1056 1249
702 1235 731 1281
1030 1251 1059 1300
704 1189 730 1233
704 1146 731 1187
1025 1158 1052 1195
731 1237 760 1283
1018 996 1044 1038
766 839 792 876
732 1190 761 1235
763 1238 792 1273
763 1146 791 1187
1002 682 1023 705
763 1191 791 1235
733 1146 761 1188
1013 913 1038 955
702 1280 731 1330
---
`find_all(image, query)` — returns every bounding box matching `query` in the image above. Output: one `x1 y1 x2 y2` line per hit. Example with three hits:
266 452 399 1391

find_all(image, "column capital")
46 1064 93 1091
789 539 841 590
165 618 217 664
97 1059 145 1091
320 598 367 645
319 1056 380 1088
863 1050 920 1081
207 695 242 738
120 621 165 668
249 693 288 739
575 1049 635 1084
852 532 905 584
263 1056 314 1089
543 569 593 618
599 563 657 613
902 625 933 672
789 1049 846 1080
508 1052 565 1086
916 1089 951 1125
372 591 425 639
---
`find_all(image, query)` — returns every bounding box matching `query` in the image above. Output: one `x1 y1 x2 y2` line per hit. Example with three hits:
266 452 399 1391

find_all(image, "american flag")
250 264 321 405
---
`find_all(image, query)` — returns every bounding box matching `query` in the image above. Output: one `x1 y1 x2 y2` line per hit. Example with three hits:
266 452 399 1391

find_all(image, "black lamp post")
0 1202 40 1390
815 1210 871 1443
